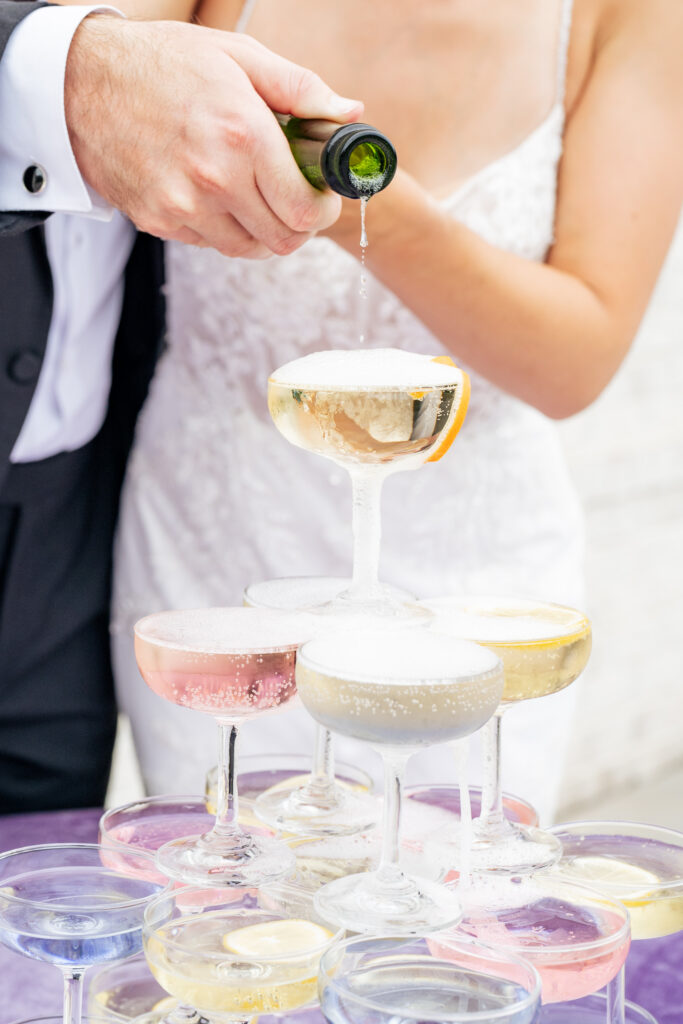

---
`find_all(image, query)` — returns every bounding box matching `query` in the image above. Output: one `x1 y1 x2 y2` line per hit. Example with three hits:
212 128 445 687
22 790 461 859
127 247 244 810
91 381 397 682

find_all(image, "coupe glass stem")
311 724 335 791
606 966 626 1024
214 719 241 838
453 737 472 888
377 750 409 884
478 710 509 835
61 968 84 1024
349 466 385 599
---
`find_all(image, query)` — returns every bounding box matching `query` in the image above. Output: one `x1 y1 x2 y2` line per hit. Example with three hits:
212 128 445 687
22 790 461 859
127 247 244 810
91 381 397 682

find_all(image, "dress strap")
555 0 575 106
236 0 258 33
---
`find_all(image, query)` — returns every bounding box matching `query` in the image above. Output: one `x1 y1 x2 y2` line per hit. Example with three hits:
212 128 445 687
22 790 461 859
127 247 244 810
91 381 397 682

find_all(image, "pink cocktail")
434 875 630 1004
134 607 308 887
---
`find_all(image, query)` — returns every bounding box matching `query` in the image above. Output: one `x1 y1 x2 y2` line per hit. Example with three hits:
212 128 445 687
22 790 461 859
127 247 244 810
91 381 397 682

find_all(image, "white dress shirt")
0 5 136 463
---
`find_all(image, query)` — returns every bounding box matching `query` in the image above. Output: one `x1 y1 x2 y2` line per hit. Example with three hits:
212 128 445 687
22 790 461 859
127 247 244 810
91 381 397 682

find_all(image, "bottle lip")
323 123 397 199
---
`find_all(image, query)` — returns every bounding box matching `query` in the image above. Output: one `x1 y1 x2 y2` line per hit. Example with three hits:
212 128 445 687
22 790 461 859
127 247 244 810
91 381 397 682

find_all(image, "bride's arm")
324 0 683 420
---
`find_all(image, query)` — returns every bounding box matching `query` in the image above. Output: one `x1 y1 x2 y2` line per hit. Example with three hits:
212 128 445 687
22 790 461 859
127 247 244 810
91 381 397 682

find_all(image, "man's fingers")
226 35 363 123
187 211 273 260
216 176 316 256
168 227 209 248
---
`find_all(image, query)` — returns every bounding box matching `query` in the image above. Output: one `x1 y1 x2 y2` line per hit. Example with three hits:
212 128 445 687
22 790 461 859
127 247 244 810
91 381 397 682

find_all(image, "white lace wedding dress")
111 0 583 822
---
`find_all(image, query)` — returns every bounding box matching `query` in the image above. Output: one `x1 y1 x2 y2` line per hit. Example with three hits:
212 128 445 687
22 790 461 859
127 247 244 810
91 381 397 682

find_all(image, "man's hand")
64 16 363 257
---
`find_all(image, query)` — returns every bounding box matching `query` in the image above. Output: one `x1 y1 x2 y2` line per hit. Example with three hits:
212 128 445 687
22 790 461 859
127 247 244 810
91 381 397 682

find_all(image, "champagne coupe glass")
449 874 630 1006
134 607 308 886
544 820 683 1024
0 844 163 1024
405 785 540 828
423 595 592 874
143 884 341 1024
244 576 381 837
319 934 542 1024
99 797 217 886
88 955 175 1024
296 628 504 933
267 348 470 621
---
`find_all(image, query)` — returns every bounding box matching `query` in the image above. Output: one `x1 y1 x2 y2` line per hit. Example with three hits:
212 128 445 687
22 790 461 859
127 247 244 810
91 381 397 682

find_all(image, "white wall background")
556 217 683 816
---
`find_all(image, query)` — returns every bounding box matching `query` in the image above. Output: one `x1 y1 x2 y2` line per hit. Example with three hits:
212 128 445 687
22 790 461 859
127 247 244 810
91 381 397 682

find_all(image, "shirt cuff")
0 5 123 219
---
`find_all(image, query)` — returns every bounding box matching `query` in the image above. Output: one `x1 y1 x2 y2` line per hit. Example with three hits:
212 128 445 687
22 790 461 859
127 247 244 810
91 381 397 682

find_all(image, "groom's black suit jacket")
0 2 164 490
0 2 165 810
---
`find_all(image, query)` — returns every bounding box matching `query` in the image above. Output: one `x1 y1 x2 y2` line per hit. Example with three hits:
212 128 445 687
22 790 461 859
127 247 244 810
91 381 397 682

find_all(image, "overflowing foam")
424 595 589 643
245 577 348 611
269 349 463 390
299 630 501 685
134 607 310 653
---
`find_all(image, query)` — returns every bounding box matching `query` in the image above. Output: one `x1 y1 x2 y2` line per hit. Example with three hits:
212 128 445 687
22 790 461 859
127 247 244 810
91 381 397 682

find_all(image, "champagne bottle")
278 116 397 199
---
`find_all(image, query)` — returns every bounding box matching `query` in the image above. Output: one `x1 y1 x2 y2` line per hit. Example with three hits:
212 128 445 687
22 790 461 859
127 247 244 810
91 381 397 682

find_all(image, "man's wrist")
0 4 123 216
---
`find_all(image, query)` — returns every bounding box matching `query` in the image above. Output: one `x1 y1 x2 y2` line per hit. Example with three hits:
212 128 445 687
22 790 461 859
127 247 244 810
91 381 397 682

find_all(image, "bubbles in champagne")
135 607 309 654
296 631 503 748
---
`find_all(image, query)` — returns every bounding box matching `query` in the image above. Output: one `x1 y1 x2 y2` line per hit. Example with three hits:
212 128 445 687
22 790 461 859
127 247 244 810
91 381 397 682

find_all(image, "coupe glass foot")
469 822 562 875
313 868 462 934
155 831 294 886
537 993 657 1023
255 779 379 837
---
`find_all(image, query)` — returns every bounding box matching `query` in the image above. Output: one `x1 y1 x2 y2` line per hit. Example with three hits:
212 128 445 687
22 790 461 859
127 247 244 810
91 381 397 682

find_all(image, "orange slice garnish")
425 356 471 463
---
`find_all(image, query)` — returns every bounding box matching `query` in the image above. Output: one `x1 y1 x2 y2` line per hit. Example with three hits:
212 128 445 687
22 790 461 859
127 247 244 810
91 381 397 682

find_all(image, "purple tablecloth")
0 808 681 1023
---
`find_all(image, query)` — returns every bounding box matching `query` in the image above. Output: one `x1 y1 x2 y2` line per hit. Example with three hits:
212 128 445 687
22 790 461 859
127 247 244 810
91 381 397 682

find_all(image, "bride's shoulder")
567 0 683 115
593 0 683 50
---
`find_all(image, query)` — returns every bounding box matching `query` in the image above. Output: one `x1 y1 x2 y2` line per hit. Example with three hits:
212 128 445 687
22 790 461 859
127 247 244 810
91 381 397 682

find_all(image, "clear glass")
99 797 216 886
536 993 657 1024
7 1017 184 1024
551 820 683 940
453 874 631 1004
405 784 540 827
267 349 470 622
296 628 504 933
243 578 381 837
143 884 342 1024
319 934 541 1024
88 955 175 1024
423 595 592 874
550 820 683 1024
0 844 162 1024
134 607 307 887
285 786 540 893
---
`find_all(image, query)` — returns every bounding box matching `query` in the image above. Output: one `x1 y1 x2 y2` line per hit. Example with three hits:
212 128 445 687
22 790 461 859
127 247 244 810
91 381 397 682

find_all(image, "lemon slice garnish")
564 855 659 896
151 997 178 1013
222 919 333 958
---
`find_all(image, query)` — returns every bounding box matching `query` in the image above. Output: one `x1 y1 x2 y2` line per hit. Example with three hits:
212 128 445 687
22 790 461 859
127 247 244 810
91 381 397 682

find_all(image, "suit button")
8 350 42 385
23 164 47 194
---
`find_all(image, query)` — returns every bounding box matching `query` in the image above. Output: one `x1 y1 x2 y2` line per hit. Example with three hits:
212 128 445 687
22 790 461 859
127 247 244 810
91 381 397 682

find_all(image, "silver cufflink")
23 164 47 195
